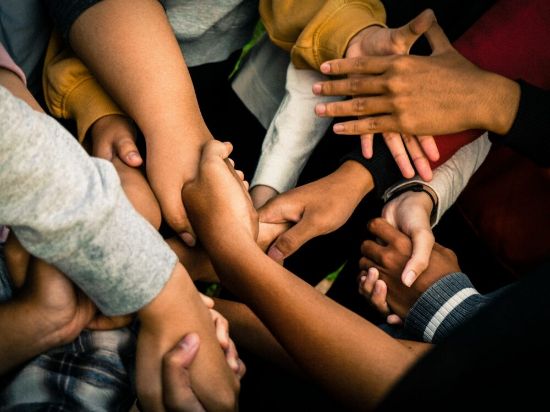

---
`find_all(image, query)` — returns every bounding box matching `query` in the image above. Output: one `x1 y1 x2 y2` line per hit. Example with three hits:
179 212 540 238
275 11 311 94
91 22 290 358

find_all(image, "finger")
162 333 206 412
224 339 241 374
333 116 397 136
360 133 374 158
158 186 196 246
258 194 302 224
235 169 245 181
367 218 409 246
319 56 390 76
199 293 215 309
201 140 233 163
318 96 390 118
313 76 386 99
371 279 391 316
383 132 416 179
391 9 436 54
212 310 230 350
361 267 379 297
360 239 385 266
267 219 321 263
236 359 247 379
401 134 433 181
386 314 404 325
402 228 435 287
418 135 440 162
115 136 143 167
425 22 453 54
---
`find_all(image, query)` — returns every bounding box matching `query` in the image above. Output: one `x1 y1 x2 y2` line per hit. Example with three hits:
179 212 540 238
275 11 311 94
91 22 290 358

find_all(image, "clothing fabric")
0 85 177 316
377 261 550 411
384 133 491 225
46 0 259 68
0 0 51 95
250 62 343 193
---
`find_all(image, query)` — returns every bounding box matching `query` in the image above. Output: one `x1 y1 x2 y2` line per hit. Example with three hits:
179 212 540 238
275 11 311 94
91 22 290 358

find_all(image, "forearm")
491 80 550 166
137 263 238 411
0 299 60 374
0 85 176 316
206 236 420 411
68 0 211 160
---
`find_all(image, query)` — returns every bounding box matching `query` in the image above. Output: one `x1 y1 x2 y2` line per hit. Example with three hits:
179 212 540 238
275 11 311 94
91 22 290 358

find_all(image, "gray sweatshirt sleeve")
404 272 490 343
0 86 177 316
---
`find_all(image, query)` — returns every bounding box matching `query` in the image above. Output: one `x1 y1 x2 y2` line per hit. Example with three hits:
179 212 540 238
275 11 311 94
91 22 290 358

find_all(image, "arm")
260 0 386 69
0 64 236 410
184 141 429 411
48 0 213 244
250 62 343 207
258 160 374 263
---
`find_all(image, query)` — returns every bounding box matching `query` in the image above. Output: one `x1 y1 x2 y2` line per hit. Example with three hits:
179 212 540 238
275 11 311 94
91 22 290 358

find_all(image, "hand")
162 331 244 412
315 20 519 140
258 161 373 263
20 258 97 345
382 190 435 287
90 114 142 167
183 140 259 248
358 218 460 320
315 10 439 181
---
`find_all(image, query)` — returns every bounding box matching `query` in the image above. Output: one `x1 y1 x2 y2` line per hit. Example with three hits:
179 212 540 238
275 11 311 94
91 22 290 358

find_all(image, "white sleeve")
383 133 492 226
250 62 344 193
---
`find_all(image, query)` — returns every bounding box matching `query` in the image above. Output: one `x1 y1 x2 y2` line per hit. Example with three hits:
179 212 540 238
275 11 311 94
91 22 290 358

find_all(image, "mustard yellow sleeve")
260 0 386 70
42 31 125 142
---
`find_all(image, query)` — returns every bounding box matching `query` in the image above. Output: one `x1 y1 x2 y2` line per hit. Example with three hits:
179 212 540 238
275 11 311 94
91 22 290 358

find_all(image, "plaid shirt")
0 247 137 411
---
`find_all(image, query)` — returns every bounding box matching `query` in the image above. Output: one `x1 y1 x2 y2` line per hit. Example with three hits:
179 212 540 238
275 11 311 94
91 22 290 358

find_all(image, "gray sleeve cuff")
405 272 488 343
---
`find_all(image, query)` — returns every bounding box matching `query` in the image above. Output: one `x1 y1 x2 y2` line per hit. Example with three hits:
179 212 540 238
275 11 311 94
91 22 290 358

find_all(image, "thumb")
162 333 206 412
160 190 197 246
392 8 437 54
401 228 435 287
115 136 143 167
267 219 318 263
425 21 453 55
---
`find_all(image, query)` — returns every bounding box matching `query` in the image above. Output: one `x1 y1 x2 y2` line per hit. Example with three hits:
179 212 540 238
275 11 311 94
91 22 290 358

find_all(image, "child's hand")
90 114 142 167
358 218 460 321
183 140 259 246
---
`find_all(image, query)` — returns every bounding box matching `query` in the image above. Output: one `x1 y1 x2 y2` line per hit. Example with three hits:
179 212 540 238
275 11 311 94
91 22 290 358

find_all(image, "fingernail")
403 270 416 287
315 103 326 115
373 282 382 294
333 124 345 132
359 275 367 285
229 357 240 371
312 83 322 95
179 333 199 351
268 246 284 262
127 151 140 161
320 63 331 73
180 232 196 247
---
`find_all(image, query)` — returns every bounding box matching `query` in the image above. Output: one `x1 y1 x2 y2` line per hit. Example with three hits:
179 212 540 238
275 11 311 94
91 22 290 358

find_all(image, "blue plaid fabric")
0 247 137 411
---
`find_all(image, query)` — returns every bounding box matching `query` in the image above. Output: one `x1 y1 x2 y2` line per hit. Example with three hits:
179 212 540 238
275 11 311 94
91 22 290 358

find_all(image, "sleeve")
340 135 402 198
45 0 102 42
251 62 344 193
0 86 177 316
260 0 386 70
43 31 125 142
491 80 550 167
383 133 492 225
0 43 26 85
404 272 489 343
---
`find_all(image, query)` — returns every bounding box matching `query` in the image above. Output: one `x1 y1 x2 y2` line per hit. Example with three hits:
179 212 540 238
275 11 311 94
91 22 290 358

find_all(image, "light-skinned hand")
358 218 460 320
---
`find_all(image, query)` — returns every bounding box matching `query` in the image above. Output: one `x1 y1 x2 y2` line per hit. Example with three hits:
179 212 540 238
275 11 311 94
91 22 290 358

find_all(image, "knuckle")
352 97 367 114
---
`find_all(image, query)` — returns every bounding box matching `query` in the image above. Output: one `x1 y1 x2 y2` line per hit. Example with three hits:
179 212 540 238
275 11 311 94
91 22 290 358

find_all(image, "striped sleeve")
404 272 490 343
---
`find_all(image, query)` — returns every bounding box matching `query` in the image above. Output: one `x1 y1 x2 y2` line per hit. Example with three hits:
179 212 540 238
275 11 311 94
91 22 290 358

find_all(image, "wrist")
338 160 375 200
345 25 384 58
479 73 520 135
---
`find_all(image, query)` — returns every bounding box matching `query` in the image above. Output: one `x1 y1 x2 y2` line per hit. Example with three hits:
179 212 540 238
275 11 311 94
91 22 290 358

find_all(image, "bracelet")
383 182 438 221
